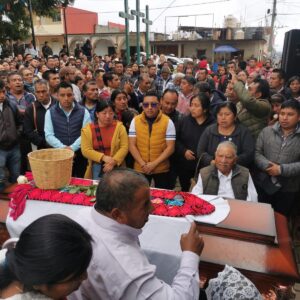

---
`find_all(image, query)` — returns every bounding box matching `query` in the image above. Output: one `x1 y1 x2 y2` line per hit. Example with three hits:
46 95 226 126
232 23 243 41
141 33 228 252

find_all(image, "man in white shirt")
192 141 257 201
69 168 204 300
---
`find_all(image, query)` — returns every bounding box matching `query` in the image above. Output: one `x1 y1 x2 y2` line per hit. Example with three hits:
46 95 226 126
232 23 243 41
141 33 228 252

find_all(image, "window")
52 13 61 22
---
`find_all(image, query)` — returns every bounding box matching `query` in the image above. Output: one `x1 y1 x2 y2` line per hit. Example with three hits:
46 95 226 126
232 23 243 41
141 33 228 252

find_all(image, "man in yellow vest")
129 91 176 189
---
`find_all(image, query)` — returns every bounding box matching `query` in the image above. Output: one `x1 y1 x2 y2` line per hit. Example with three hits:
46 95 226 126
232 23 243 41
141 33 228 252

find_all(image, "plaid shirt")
6 91 35 115
155 76 172 99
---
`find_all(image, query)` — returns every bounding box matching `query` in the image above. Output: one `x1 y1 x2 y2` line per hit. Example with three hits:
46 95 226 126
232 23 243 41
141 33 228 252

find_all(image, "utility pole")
142 5 152 60
268 0 277 55
62 1 70 55
119 0 134 65
131 0 144 64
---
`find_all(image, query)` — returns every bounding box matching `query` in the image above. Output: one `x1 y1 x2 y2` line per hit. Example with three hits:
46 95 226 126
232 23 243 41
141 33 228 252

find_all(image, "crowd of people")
1 43 299 218
1 39 298 298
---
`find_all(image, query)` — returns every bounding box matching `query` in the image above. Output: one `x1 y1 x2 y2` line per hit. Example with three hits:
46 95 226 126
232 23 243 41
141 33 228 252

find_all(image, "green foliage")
0 0 74 42
65 184 98 197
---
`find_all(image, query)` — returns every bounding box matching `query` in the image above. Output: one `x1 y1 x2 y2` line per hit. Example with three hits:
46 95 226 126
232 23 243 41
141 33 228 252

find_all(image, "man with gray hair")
23 79 56 149
166 72 185 93
70 168 204 300
192 141 257 201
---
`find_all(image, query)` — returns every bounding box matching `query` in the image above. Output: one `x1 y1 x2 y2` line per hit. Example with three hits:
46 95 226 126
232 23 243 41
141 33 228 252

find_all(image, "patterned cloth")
90 121 116 155
206 265 263 300
6 91 35 115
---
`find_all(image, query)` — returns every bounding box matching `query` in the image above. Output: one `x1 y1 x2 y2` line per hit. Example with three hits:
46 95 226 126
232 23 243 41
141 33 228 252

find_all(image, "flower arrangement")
9 173 215 220
150 189 215 217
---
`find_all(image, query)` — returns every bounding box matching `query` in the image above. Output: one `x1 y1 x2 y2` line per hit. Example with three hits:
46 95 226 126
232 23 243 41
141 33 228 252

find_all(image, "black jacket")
197 122 255 168
0 100 22 150
23 97 56 149
176 115 215 171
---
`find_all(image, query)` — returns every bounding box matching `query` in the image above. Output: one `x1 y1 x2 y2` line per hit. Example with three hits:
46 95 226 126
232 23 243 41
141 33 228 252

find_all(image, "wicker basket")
28 149 74 189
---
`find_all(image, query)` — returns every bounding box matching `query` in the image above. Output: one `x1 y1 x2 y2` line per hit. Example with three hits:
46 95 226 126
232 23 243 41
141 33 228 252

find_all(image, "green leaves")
0 0 75 43
64 184 97 197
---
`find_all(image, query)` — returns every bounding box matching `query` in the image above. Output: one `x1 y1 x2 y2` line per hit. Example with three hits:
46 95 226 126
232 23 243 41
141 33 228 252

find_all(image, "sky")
73 0 300 52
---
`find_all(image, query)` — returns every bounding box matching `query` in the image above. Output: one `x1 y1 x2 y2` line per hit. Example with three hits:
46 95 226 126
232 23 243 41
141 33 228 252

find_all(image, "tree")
0 0 74 43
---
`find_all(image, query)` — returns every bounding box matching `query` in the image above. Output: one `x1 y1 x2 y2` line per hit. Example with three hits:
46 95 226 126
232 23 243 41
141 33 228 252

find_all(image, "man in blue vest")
45 82 91 177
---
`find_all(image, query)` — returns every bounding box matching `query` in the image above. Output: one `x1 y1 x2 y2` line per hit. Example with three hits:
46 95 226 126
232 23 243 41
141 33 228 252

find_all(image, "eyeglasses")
142 102 158 108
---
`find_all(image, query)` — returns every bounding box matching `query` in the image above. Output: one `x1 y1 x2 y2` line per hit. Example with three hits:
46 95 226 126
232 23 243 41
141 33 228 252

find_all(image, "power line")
277 12 300 15
99 0 230 14
153 0 177 22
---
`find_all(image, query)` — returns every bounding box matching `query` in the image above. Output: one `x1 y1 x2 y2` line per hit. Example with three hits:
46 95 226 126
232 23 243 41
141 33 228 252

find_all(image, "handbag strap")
193 153 205 182
32 102 37 131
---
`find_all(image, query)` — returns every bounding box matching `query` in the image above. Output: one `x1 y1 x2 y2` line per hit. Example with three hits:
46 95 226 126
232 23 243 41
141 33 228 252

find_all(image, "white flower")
17 175 29 184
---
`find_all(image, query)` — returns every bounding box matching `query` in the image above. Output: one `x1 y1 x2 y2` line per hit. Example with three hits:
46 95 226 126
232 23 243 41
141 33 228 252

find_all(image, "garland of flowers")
9 173 215 220
150 189 215 217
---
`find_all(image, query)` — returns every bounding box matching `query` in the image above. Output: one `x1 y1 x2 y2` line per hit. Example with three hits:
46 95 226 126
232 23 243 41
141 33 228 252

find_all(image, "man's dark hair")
82 80 97 93
253 78 270 99
47 56 55 61
249 57 257 62
272 68 286 81
144 90 159 101
74 76 84 85
281 99 300 114
138 74 150 83
56 81 73 92
42 69 58 81
148 64 156 69
0 214 93 290
0 70 8 78
270 93 285 104
34 79 48 89
103 71 116 87
162 88 178 98
238 61 247 71
183 75 196 86
24 53 32 60
95 168 149 212
7 71 21 83
199 68 208 75
195 82 211 93
0 80 5 90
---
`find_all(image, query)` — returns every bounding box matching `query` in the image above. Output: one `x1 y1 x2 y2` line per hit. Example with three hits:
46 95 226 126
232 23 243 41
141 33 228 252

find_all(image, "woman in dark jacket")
197 101 255 168
176 92 215 191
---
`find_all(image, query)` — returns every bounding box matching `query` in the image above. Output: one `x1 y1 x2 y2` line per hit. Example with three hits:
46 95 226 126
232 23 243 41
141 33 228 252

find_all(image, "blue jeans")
0 145 21 191
92 163 103 180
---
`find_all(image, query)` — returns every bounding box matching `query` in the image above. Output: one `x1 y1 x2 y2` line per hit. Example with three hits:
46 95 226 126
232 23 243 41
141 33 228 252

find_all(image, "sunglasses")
142 102 158 108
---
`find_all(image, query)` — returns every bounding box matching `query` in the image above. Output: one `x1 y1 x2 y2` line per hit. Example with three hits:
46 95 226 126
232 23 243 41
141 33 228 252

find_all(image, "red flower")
25 172 34 181
50 191 63 202
168 206 182 217
72 194 86 205
83 197 95 206
180 205 193 215
60 192 74 203
70 178 93 186
150 189 165 198
40 190 53 201
27 188 42 199
164 191 177 199
152 204 168 216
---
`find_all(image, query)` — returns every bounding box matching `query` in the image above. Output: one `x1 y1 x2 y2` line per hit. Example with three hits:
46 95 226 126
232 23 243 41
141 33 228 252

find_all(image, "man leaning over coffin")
192 141 258 201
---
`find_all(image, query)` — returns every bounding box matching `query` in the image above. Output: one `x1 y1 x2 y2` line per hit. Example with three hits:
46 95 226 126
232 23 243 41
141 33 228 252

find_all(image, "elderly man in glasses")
129 91 176 188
